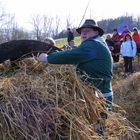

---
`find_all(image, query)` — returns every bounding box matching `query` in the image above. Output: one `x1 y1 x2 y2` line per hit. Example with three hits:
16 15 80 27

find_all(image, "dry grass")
113 72 140 127
0 58 139 140
113 61 140 139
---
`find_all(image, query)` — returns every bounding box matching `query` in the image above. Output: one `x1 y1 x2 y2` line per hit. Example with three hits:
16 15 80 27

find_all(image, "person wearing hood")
37 19 113 136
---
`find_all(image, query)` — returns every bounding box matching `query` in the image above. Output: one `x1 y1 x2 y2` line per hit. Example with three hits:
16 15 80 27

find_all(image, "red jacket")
132 33 140 48
111 33 122 49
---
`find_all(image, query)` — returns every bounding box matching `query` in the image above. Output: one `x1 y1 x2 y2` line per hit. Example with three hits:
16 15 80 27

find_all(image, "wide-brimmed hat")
76 19 104 36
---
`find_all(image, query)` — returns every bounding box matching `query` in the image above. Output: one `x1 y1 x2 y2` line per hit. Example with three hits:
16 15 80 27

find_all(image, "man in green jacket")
38 19 113 103
38 19 113 137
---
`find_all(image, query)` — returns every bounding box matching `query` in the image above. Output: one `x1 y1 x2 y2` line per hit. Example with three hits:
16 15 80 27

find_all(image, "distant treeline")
55 15 140 39
98 15 140 34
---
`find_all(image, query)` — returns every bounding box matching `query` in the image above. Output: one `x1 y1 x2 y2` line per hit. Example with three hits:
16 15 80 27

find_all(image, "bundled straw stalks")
0 58 139 140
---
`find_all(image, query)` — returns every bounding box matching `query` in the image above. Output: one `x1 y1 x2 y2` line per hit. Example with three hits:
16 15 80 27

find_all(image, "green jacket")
47 37 113 93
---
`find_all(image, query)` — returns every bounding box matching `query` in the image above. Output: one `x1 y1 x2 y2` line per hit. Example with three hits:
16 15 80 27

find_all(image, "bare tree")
11 27 30 40
0 3 30 43
0 2 6 22
42 15 53 39
66 14 73 29
51 16 60 38
0 14 30 43
1 14 17 41
30 14 61 40
30 15 43 40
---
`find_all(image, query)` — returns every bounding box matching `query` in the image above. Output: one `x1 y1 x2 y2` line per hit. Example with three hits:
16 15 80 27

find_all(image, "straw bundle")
0 58 139 140
113 72 140 132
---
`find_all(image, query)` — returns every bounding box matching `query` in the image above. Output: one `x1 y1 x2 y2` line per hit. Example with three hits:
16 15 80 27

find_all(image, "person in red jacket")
121 25 131 39
111 29 122 62
132 27 140 63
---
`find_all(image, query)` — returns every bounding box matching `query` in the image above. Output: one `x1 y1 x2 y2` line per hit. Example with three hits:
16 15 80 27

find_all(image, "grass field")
55 36 81 48
55 35 107 48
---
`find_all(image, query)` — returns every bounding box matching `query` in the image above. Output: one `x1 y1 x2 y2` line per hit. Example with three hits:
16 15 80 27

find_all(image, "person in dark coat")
105 34 114 53
67 28 74 45
111 29 122 62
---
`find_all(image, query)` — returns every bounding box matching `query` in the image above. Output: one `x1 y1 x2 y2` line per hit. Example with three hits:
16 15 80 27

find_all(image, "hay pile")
113 72 140 136
113 60 140 81
0 58 139 140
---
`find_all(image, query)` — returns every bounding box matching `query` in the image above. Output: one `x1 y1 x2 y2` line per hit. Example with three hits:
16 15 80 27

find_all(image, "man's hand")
37 53 48 62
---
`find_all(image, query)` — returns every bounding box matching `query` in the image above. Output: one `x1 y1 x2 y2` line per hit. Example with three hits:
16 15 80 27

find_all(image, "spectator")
44 37 56 46
62 40 77 51
120 33 137 73
105 34 114 52
67 28 74 46
121 25 131 39
37 19 113 137
132 27 140 63
69 40 77 48
111 28 122 62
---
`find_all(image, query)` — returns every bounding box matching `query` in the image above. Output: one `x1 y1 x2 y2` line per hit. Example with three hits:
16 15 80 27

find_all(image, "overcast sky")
1 0 140 30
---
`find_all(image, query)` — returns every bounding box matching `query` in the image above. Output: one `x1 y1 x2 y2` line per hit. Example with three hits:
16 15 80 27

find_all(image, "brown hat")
76 19 104 36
